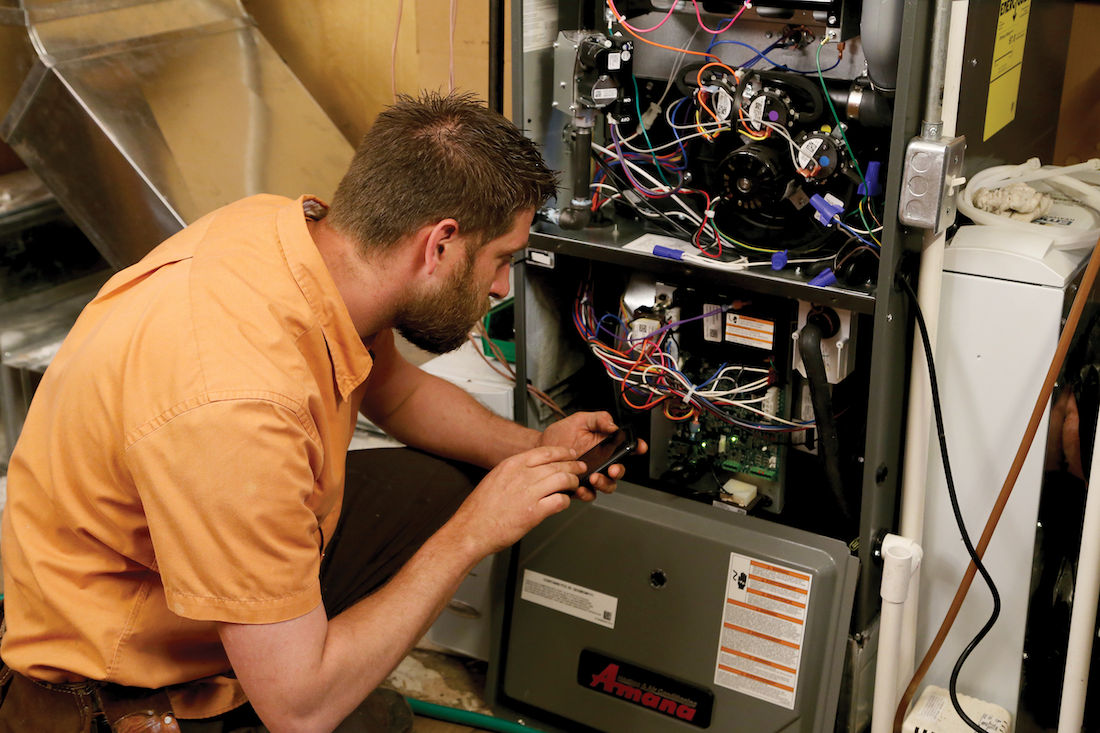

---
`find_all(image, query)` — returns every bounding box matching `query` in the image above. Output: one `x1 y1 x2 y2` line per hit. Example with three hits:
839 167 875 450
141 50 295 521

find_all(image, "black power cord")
897 274 1002 733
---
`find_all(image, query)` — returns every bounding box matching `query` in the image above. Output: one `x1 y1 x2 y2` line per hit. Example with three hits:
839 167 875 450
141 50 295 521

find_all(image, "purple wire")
625 305 729 342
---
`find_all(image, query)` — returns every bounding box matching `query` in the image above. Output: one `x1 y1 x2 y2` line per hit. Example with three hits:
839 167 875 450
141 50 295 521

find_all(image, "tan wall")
242 0 510 146
1054 2 1100 165
0 1 508 175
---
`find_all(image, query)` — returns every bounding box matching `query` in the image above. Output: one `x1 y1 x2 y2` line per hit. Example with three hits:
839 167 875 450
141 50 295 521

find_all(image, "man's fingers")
519 445 577 467
539 491 572 514
591 411 618 434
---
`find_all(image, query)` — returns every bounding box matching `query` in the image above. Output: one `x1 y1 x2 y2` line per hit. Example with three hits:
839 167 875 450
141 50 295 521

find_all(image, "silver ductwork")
1 0 354 269
860 0 906 95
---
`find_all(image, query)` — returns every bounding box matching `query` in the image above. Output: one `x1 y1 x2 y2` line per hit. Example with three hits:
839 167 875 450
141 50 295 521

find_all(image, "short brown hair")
328 91 557 256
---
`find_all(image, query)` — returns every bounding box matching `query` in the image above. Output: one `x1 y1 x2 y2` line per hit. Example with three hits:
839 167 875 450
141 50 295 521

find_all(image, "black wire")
898 275 1001 733
591 151 697 240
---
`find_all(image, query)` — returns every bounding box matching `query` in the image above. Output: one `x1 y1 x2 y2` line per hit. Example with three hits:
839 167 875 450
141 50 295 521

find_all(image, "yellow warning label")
984 0 1031 140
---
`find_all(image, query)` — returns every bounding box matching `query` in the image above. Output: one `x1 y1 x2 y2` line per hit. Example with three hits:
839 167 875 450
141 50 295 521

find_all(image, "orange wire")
736 106 770 140
694 63 739 132
606 0 720 62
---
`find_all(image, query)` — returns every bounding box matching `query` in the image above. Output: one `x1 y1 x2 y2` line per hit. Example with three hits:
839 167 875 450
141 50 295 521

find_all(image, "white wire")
448 0 457 92
618 127 731 155
665 99 730 131
592 137 704 226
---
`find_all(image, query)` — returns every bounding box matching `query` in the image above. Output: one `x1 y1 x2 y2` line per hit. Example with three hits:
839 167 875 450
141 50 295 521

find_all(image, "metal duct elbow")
861 0 905 95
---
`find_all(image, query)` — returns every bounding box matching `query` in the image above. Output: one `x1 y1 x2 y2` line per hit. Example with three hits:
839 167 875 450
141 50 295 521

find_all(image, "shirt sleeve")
126 396 325 624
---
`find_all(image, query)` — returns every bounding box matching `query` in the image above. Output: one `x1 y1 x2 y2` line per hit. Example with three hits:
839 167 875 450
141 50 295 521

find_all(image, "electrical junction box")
500 482 859 733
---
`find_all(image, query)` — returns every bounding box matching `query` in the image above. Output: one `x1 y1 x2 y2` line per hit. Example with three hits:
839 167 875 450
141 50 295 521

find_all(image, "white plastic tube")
1056 413 1100 733
894 0 967 690
896 230 945 685
872 536 923 733
957 158 1100 250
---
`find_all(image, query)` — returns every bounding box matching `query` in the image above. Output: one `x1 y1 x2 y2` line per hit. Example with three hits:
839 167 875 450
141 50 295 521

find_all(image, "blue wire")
706 39 841 74
833 218 881 250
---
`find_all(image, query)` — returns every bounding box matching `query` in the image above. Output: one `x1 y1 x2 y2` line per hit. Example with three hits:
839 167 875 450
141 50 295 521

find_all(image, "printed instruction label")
797 137 825 170
704 303 725 343
714 554 812 709
984 0 1031 140
522 0 559 52
521 570 618 628
714 89 733 121
726 314 774 350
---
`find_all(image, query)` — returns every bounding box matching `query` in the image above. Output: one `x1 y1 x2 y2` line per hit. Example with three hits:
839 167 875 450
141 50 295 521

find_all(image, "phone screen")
576 426 637 487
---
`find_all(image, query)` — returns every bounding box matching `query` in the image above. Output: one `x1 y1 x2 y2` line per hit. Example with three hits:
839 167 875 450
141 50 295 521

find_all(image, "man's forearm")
221 446 582 733
221 521 483 733
374 371 541 469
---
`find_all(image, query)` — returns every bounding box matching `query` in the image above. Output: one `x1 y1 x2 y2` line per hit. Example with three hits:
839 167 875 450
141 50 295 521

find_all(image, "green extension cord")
406 697 548 733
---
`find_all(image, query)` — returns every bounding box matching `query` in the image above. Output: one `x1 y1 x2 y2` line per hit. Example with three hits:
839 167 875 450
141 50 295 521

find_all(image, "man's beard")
396 253 491 355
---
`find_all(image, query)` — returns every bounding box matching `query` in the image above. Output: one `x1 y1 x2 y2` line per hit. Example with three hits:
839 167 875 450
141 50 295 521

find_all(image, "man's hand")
535 411 648 501
447 446 586 556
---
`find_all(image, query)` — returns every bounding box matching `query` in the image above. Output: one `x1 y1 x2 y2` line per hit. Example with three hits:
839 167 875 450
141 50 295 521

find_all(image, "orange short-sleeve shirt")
0 195 373 719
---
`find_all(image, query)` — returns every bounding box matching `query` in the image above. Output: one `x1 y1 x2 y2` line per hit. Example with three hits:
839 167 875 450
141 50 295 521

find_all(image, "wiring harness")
573 276 813 434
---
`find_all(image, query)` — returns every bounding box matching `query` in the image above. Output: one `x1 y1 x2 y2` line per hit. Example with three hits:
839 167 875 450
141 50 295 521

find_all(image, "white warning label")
521 570 618 628
714 554 812 709
703 303 725 343
726 314 774 350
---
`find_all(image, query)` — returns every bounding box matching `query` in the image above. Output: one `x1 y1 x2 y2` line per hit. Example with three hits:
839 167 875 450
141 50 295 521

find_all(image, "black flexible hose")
798 322 851 518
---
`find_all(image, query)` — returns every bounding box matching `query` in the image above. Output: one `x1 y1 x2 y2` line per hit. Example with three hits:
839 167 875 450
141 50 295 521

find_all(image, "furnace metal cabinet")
488 1 1074 732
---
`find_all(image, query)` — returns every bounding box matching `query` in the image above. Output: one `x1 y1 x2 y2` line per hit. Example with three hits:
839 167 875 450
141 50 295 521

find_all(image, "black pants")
178 447 483 732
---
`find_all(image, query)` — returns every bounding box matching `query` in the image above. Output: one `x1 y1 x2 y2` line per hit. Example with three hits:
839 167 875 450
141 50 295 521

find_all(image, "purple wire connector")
858 161 883 197
653 245 685 260
809 194 843 223
771 250 789 270
809 268 837 287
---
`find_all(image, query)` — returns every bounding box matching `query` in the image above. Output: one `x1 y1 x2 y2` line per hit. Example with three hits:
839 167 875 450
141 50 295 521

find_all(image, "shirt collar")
277 195 373 402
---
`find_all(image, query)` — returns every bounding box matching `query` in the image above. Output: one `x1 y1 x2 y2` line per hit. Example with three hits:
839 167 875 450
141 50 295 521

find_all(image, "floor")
383 646 492 732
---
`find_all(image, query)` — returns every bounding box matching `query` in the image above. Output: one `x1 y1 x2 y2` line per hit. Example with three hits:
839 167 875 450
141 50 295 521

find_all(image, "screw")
875 464 889 484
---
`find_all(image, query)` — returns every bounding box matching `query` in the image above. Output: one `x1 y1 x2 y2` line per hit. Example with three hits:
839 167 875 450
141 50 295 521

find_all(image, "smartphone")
571 425 638 492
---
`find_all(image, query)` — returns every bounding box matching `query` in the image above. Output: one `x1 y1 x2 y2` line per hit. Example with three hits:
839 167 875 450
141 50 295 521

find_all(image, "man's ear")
421 219 461 276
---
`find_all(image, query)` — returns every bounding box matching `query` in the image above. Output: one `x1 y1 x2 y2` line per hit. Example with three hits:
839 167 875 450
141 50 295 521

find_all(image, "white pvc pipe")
896 231 945 684
872 537 921 733
894 0 968 690
1056 412 1100 733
